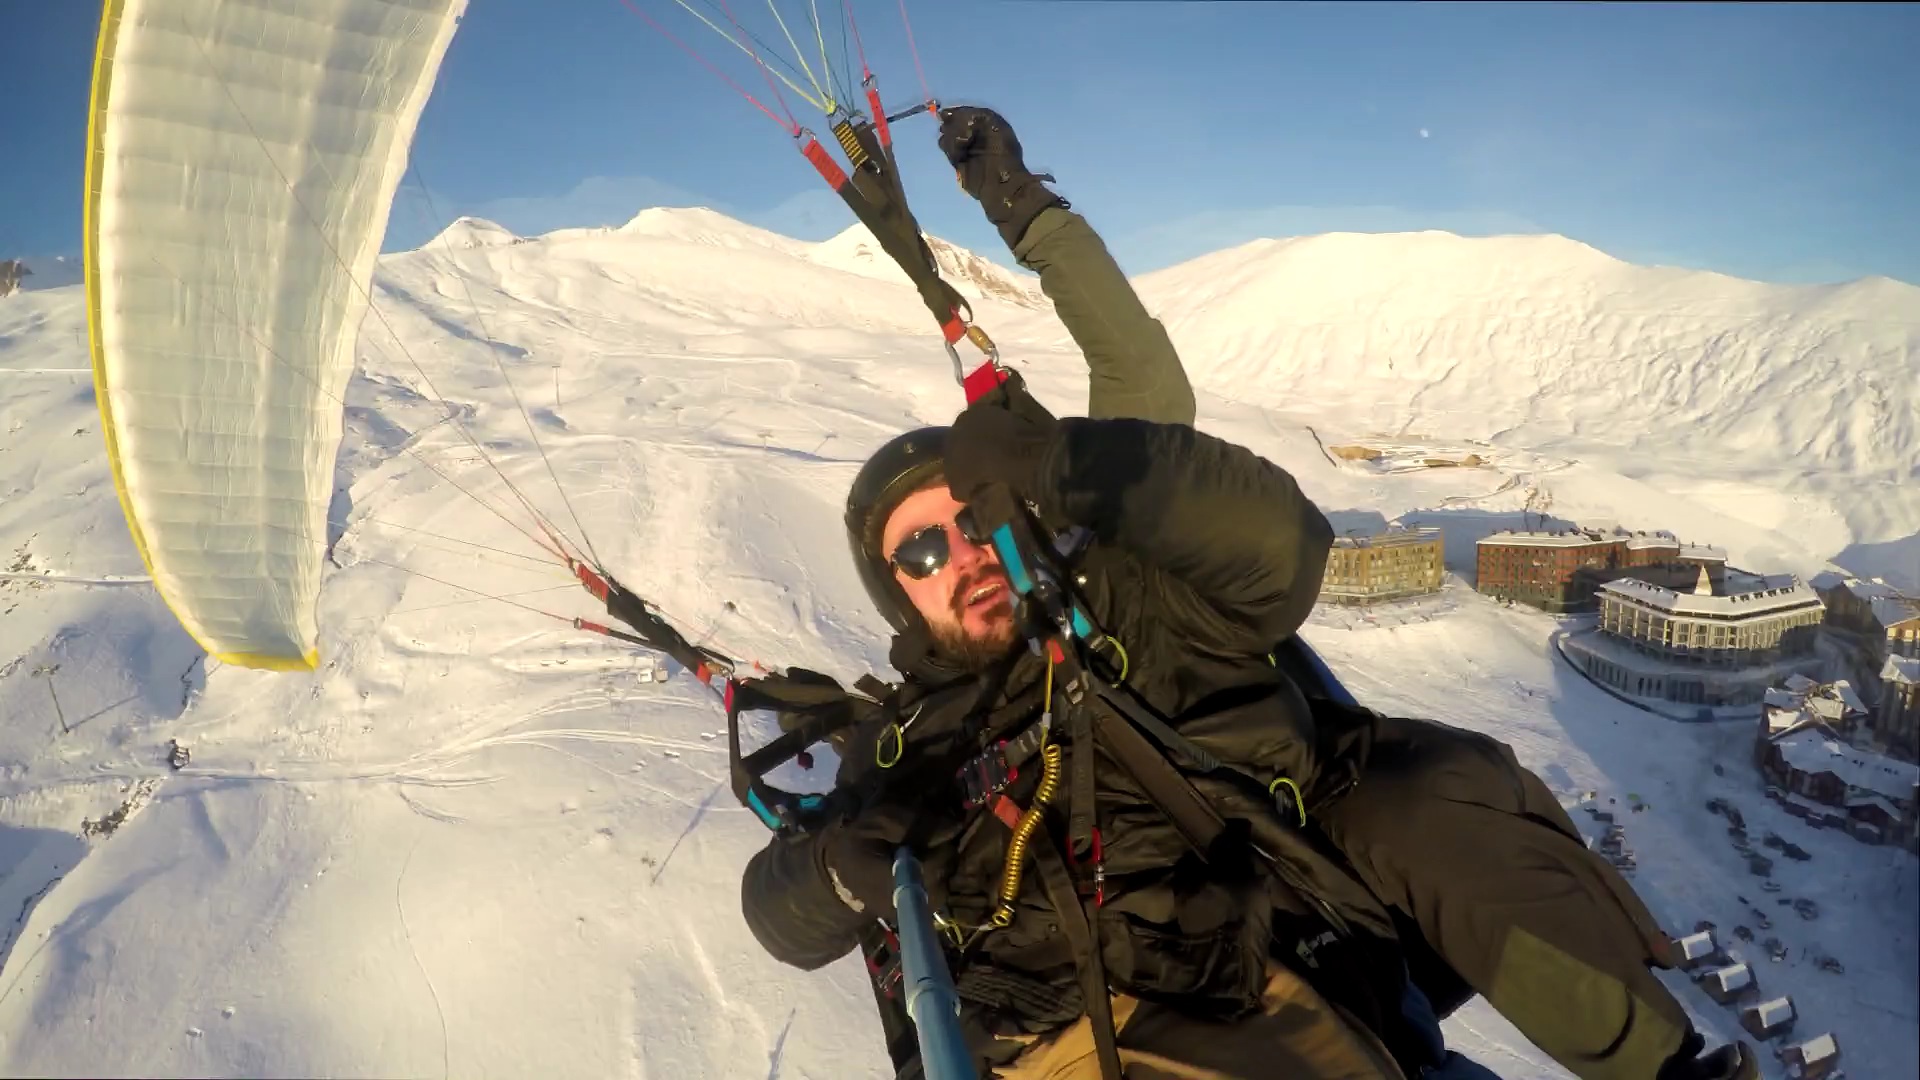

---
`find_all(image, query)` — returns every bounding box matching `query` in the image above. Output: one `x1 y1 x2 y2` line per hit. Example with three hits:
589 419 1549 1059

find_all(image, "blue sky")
3 2 1917 285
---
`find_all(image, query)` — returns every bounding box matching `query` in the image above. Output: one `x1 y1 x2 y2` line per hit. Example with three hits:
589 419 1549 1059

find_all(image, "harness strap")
1031 830 1125 1080
1065 671 1099 862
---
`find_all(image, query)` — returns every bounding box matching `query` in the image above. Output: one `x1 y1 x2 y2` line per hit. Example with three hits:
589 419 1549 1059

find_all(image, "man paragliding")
736 107 1759 1080
77 0 1759 1073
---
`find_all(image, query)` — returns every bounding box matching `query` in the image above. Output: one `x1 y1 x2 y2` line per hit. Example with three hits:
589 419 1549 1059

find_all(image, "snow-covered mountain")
1139 230 1918 484
0 207 1913 1078
807 224 1047 310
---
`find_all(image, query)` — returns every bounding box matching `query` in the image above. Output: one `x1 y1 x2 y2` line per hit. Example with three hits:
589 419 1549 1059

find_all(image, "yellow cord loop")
1268 776 1306 827
992 740 1062 928
990 655 1062 929
876 721 903 768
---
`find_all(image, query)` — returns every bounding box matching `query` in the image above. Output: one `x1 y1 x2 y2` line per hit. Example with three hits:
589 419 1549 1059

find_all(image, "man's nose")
946 525 998 572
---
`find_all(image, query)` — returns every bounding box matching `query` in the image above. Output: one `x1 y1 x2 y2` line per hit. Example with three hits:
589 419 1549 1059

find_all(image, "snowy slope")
1127 232 1920 591
0 212 1914 1079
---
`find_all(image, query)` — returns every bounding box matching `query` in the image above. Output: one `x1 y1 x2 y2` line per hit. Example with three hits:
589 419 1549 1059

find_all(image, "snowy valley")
0 210 1915 1079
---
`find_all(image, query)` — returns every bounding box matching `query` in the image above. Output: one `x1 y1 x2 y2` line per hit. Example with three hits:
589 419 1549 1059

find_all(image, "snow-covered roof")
1678 931 1716 960
1885 654 1920 685
1844 792 1903 817
1751 996 1795 1027
1795 1033 1838 1062
1765 687 1801 709
1333 528 1441 549
1827 680 1867 715
1768 709 1810 734
1598 574 1823 619
1772 729 1920 801
1870 595 1920 630
1826 576 1904 601
1478 531 1615 549
1807 696 1845 721
1708 963 1753 992
1680 544 1729 562
1785 674 1820 693
1626 536 1678 551
1805 689 1867 720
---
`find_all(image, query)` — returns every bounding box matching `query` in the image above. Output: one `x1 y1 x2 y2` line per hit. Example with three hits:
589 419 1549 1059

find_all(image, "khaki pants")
992 964 1407 1080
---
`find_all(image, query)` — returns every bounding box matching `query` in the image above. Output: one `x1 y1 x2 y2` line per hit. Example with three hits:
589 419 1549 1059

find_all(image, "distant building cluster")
1756 675 1920 852
1671 926 1841 1078
1566 574 1827 710
1812 574 1920 762
1318 527 1443 606
1475 528 1726 614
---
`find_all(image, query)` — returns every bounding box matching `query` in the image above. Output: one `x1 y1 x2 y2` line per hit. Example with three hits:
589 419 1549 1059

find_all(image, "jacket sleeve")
1040 417 1333 654
1014 207 1197 426
739 831 872 971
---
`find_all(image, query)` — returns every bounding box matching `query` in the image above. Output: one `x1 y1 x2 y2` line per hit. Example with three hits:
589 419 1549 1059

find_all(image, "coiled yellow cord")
991 739 1063 928
991 656 1062 929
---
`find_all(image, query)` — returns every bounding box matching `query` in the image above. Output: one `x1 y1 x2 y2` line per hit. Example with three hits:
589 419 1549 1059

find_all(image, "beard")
928 574 1021 672
930 614 1020 672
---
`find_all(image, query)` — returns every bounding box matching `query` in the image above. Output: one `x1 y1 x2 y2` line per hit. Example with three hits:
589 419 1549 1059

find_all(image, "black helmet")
845 425 949 633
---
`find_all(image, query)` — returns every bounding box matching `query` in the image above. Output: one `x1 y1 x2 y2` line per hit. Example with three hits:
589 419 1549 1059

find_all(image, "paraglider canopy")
85 0 467 670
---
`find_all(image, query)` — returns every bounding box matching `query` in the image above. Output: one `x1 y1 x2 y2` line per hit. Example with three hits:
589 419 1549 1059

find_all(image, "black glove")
1658 1034 1758 1080
943 388 1060 505
936 105 1068 250
819 800 921 921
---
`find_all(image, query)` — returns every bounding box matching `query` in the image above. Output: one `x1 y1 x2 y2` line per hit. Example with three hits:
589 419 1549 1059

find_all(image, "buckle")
863 928 903 999
959 740 1017 809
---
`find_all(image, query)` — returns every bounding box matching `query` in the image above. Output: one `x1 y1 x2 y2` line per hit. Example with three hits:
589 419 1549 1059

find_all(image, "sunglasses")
887 510 991 581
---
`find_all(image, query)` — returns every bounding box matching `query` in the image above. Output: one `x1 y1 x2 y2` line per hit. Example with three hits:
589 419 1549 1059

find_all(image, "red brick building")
1476 532 1625 613
1476 529 1730 614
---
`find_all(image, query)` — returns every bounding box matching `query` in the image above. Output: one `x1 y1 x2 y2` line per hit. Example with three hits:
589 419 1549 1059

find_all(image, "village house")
1873 654 1919 762
1741 995 1796 1041
1780 1033 1841 1079
1318 527 1444 606
1698 961 1757 1005
1765 676 1869 740
1815 576 1920 666
1758 720 1920 851
1562 574 1826 711
1672 928 1720 971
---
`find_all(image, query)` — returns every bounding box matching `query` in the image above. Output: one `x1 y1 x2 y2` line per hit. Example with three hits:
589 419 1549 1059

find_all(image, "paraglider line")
365 584 579 621
764 0 834 111
340 514 576 570
178 29 589 570
134 250 567 567
843 0 873 79
353 555 580 626
806 0 847 110
678 0 835 112
404 168 608 573
895 0 934 105
713 0 805 130
625 0 802 130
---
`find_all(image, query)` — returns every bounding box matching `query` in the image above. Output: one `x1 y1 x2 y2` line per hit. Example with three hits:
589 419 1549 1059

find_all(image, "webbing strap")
1031 833 1124 1080
1066 676 1099 861
962 361 1009 402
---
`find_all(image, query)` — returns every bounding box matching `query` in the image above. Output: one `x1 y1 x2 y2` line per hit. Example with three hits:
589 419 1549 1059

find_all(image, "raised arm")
938 107 1196 426
947 407 1334 654
1014 208 1196 425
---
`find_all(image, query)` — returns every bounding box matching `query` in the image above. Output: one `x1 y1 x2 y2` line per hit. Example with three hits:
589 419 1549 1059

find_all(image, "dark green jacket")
739 209 1435 1067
